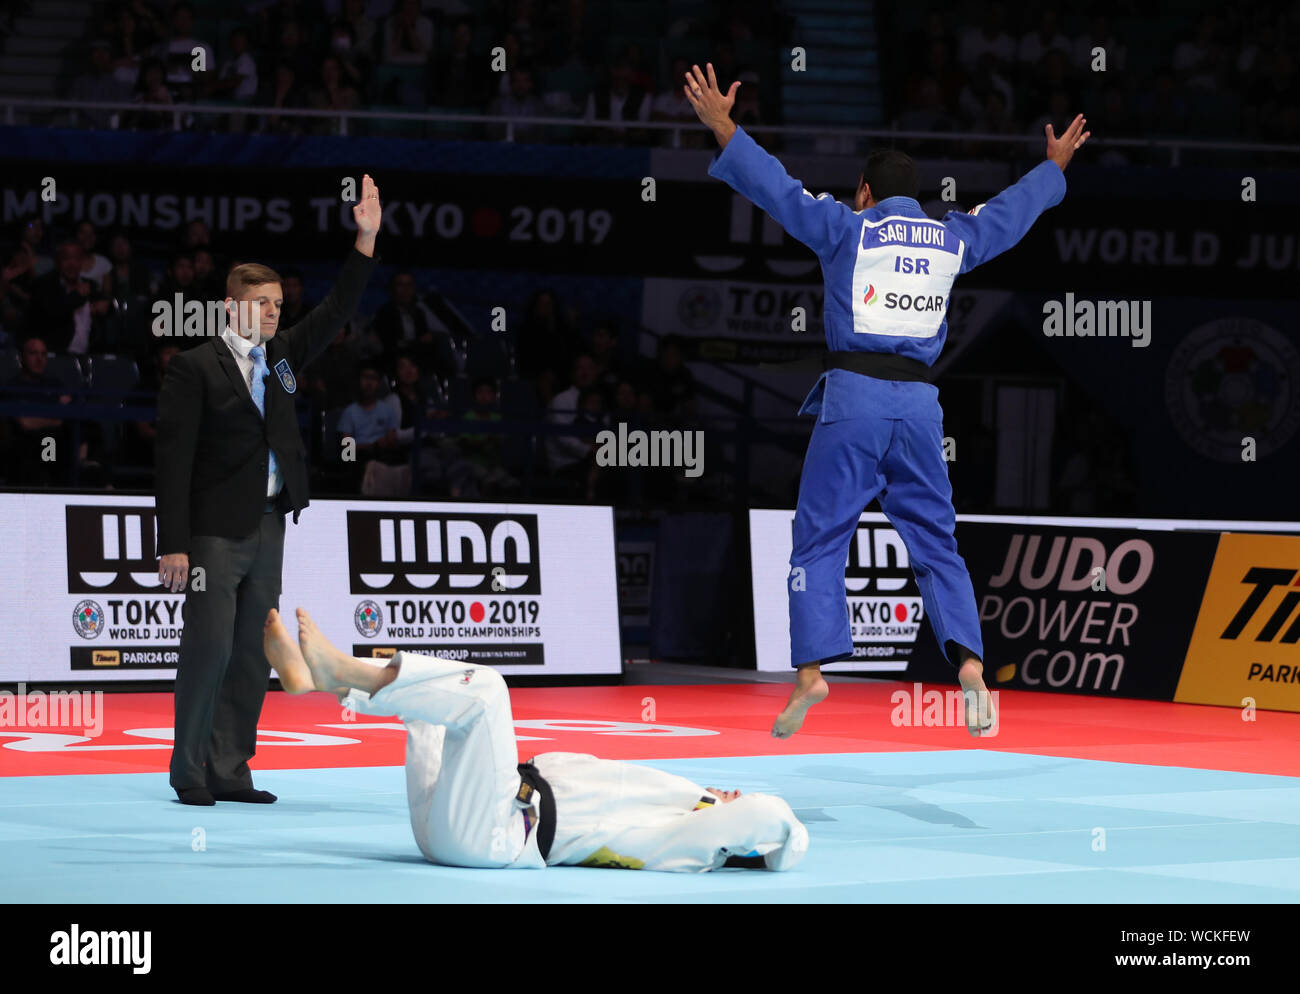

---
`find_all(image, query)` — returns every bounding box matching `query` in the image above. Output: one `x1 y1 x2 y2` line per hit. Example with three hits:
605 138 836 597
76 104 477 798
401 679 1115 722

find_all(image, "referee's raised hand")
684 62 739 147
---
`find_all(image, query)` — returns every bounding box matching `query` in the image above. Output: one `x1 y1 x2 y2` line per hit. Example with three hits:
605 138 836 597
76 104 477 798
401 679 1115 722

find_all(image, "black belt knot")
516 761 555 861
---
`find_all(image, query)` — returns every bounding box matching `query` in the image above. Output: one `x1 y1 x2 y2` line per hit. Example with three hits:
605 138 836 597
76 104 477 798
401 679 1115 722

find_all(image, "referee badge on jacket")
274 358 297 394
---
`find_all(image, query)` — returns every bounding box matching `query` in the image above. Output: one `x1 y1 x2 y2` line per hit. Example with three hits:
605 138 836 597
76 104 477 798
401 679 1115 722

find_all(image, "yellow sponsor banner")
1175 533 1300 712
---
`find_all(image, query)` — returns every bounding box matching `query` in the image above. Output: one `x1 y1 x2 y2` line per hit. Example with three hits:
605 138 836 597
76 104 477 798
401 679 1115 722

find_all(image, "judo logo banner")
750 510 923 673
0 495 620 682
347 511 541 595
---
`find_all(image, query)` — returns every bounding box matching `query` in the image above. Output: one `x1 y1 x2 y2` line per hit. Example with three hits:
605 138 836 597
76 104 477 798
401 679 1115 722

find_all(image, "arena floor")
3 680 1298 903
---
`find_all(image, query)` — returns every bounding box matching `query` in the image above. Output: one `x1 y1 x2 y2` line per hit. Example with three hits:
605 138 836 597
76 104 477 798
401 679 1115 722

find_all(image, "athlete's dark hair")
862 149 919 202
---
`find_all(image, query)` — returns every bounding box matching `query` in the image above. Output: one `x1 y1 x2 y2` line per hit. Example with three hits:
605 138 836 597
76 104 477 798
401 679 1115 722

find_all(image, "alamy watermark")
0 684 103 736
595 422 704 478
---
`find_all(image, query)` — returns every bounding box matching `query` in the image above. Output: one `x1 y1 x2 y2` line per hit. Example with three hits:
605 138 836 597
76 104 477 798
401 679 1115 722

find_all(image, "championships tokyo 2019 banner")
0 493 622 683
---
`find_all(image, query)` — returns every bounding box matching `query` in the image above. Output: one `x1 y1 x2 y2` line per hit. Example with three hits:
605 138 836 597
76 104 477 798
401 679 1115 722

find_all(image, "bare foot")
772 667 829 739
959 659 997 736
296 607 351 696
264 608 315 694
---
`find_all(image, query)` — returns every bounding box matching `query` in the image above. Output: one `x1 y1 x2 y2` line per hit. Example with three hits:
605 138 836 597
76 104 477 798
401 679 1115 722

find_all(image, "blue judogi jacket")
707 125 1067 421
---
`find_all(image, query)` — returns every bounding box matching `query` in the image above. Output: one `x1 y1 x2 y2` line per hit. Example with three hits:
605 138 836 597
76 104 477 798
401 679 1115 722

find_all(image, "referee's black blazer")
154 248 379 555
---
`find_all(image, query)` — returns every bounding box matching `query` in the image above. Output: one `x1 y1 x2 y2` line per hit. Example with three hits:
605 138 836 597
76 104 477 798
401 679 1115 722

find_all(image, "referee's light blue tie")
248 346 279 484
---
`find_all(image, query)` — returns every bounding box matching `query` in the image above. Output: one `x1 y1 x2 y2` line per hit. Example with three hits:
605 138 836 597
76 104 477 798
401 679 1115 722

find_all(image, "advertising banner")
751 508 1300 710
1175 532 1300 712
3 493 621 683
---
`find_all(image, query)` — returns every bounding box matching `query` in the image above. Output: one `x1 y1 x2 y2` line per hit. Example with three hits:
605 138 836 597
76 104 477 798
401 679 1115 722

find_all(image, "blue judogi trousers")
788 371 983 670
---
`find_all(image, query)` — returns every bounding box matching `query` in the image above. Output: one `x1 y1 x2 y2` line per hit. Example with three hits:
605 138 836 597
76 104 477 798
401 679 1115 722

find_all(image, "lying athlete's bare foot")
264 608 315 694
772 665 829 739
958 658 997 736
296 607 352 696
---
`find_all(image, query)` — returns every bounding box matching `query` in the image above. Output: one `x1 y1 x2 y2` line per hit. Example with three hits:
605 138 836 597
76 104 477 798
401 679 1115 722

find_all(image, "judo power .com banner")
749 509 1300 711
0 493 621 683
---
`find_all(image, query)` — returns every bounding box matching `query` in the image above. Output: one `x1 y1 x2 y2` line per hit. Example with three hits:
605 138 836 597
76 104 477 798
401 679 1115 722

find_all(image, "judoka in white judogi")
336 647 810 872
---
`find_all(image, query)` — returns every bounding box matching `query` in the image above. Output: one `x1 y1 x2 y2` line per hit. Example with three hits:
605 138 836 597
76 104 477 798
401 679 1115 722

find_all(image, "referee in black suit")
155 175 383 805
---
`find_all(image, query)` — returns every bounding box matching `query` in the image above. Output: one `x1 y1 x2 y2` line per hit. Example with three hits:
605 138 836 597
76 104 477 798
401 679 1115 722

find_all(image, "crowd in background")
885 2 1300 159
56 0 784 142
0 213 702 503
3 0 1267 512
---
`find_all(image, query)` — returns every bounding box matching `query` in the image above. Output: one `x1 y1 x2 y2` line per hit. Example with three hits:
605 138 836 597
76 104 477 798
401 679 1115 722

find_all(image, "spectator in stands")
897 75 957 133
16 215 53 278
310 54 362 130
652 56 697 129
1 248 35 341
1027 89 1074 146
733 68 764 129
328 20 372 98
210 26 259 105
100 232 151 296
127 56 173 130
381 0 433 66
1139 69 1190 137
125 340 181 469
181 219 211 250
918 40 963 116
341 0 378 59
108 6 150 90
490 66 545 141
1017 9 1070 67
75 221 112 289
277 19 317 86
338 361 405 493
1173 13 1226 91
69 40 132 128
909 9 955 59
192 247 222 301
153 1 214 100
431 17 485 108
514 286 574 402
307 322 364 413
958 51 1016 123
588 319 623 395
156 250 205 348
574 383 609 498
444 375 519 498
30 243 110 356
265 60 311 134
958 2 1015 70
367 270 458 382
277 268 310 329
545 351 600 476
492 32 523 100
584 58 651 144
2 336 73 485
504 0 540 63
648 334 695 418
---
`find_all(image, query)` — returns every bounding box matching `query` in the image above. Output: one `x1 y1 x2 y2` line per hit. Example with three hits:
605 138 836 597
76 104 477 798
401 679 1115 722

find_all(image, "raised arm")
686 62 849 255
280 174 382 369
944 113 1089 273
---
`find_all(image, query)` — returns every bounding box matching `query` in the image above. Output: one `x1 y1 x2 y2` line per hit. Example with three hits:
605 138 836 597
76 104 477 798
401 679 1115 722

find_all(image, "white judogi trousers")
342 651 810 872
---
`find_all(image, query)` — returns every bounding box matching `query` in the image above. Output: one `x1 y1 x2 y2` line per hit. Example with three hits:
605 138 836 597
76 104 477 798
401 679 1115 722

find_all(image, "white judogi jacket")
343 651 810 873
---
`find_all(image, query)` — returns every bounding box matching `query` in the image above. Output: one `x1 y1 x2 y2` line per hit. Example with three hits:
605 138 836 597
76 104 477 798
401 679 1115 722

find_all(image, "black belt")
824 351 933 383
516 761 555 861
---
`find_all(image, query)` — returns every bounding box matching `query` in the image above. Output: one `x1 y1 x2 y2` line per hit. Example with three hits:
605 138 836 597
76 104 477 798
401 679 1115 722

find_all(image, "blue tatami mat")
3 751 1298 903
